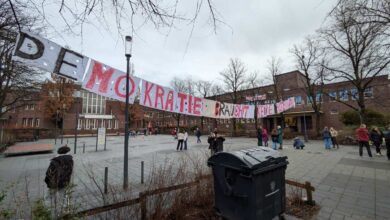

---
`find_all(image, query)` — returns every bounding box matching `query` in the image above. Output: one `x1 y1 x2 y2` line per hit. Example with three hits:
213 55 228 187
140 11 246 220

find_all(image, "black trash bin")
207 147 288 220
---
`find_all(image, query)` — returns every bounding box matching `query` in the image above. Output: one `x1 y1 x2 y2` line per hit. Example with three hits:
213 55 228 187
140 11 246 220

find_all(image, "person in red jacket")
355 124 373 158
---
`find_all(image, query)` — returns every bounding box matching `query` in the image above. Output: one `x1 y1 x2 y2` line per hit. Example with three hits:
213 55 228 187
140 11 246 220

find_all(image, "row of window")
294 87 373 105
81 91 108 115
22 118 40 127
77 119 119 130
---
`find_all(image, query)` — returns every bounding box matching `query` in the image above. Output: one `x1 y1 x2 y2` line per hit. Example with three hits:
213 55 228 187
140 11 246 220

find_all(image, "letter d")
14 32 44 60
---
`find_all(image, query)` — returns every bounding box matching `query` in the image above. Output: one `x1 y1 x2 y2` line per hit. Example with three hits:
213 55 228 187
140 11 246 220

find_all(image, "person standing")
330 127 340 149
271 129 279 150
45 145 74 216
370 126 383 156
355 124 373 158
383 125 390 160
262 127 269 147
196 128 202 143
215 133 225 153
176 129 184 151
323 127 332 150
277 125 283 149
184 130 189 150
257 127 263 146
208 132 216 155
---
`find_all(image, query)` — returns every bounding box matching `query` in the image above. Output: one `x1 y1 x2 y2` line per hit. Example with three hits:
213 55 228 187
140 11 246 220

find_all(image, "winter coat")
383 129 390 143
277 128 283 144
293 139 305 149
196 130 201 137
262 129 269 142
45 155 73 189
323 130 332 139
271 134 279 143
215 136 225 152
355 128 369 142
330 129 338 137
369 130 383 144
177 133 185 140
257 130 263 140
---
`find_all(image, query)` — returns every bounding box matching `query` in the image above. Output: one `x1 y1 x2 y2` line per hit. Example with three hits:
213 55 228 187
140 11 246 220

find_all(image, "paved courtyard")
0 135 389 219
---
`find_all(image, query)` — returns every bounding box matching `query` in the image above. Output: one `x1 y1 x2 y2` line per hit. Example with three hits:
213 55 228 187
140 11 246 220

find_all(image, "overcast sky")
42 0 337 87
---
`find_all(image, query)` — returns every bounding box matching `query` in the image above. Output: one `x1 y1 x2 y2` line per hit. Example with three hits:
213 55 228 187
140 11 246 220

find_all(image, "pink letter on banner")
82 59 140 103
193 97 202 116
140 80 177 112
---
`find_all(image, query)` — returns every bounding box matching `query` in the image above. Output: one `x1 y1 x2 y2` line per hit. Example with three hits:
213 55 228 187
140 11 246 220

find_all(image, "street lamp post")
123 36 132 189
55 109 59 145
74 91 80 154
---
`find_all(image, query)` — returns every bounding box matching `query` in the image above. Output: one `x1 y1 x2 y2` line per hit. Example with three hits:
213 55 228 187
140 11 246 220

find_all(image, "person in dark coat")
370 126 383 156
196 128 202 143
383 125 390 160
293 137 305 149
257 127 263 146
208 132 216 155
215 134 225 153
271 129 278 150
356 124 372 158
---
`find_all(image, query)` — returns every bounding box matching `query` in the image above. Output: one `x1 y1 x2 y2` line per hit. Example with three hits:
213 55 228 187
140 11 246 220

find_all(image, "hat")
57 145 71 154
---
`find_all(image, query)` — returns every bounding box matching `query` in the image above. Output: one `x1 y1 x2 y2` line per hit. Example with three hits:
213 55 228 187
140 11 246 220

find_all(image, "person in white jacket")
176 129 184 151
184 130 188 150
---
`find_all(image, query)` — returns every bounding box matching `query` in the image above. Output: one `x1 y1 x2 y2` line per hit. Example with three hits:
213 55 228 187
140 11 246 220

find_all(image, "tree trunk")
254 106 258 130
232 118 236 137
315 112 321 137
358 92 366 124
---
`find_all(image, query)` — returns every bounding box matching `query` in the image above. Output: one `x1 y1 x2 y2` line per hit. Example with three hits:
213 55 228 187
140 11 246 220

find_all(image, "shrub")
340 109 389 127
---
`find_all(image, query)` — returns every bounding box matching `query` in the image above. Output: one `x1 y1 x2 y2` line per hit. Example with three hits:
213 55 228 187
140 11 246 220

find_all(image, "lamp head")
125 36 132 57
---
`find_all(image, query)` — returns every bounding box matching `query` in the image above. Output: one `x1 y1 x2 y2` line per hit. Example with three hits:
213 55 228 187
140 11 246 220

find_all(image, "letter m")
85 61 115 93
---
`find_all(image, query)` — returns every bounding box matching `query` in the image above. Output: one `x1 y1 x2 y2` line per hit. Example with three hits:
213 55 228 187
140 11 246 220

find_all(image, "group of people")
322 127 340 150
257 125 284 150
355 124 390 160
175 129 189 151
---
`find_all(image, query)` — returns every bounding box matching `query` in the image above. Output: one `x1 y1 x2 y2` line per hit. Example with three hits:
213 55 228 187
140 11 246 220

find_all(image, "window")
350 88 358 100
107 120 112 129
315 92 322 102
30 104 35 110
85 119 90 129
295 96 303 105
92 119 97 129
328 91 337 101
28 118 34 127
339 89 348 101
330 109 339 115
81 90 107 114
77 119 82 130
364 87 373 98
22 118 28 127
114 120 118 129
35 118 40 127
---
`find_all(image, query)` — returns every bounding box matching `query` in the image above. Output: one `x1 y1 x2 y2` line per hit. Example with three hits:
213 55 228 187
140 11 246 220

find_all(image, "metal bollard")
104 167 108 194
141 161 144 184
83 143 85 153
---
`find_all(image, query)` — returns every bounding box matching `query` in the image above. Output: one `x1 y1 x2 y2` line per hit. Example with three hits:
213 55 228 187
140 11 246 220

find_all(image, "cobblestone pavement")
0 135 389 219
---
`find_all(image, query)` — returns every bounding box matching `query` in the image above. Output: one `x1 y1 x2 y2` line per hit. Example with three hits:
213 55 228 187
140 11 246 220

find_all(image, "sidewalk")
0 135 389 219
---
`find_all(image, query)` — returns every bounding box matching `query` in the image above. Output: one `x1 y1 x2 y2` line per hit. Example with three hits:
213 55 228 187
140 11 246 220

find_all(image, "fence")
62 175 315 219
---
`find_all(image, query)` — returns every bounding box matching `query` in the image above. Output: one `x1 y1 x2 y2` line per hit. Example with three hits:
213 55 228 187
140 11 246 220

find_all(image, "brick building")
141 70 390 137
1 70 389 140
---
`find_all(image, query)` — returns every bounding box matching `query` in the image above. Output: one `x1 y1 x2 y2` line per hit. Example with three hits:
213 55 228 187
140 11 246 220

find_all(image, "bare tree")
0 2 44 119
195 80 212 131
291 37 326 136
266 57 285 130
320 1 390 123
219 58 247 136
244 71 263 130
15 0 221 37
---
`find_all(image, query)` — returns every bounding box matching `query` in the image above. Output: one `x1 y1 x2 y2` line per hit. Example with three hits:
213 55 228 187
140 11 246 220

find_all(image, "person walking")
383 125 390 160
356 124 373 158
176 129 184 151
323 127 332 150
271 129 279 150
196 128 202 143
184 130 189 150
44 145 74 216
277 125 283 149
330 127 340 149
257 127 263 147
370 126 383 156
262 127 269 147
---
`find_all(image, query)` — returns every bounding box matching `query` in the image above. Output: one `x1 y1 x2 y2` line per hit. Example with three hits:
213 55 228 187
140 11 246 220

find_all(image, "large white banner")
12 32 89 82
82 59 140 104
140 80 177 112
276 97 296 113
257 104 275 118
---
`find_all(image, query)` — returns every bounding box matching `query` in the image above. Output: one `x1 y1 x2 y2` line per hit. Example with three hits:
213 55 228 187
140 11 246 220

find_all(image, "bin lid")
207 147 287 171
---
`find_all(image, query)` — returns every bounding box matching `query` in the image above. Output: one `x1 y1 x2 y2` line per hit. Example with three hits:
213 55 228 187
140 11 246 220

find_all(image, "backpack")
44 155 73 189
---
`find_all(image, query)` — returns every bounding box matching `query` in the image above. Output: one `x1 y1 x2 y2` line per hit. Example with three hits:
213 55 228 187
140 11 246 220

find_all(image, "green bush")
340 109 389 127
